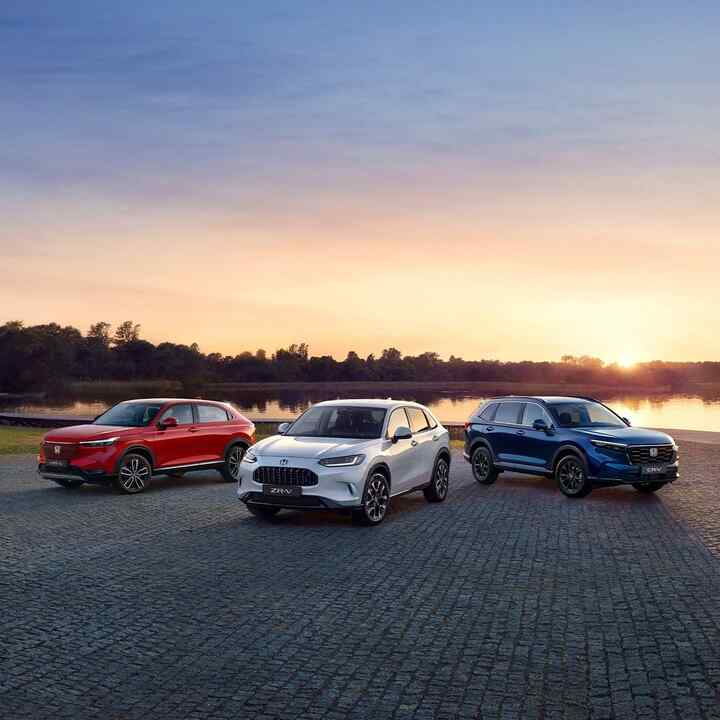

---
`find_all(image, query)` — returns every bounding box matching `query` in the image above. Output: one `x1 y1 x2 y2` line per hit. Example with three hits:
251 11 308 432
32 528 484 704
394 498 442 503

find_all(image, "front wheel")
51 478 84 489
471 446 499 485
633 481 666 494
221 444 246 482
424 456 450 503
555 455 592 498
353 472 391 525
114 453 152 494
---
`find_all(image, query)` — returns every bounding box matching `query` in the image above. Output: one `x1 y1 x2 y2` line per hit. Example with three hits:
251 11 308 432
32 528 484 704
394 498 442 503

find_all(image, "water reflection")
2 387 720 432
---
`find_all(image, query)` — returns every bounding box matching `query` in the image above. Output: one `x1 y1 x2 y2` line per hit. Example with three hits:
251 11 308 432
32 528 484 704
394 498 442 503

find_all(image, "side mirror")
157 417 178 430
391 426 413 444
532 418 553 434
277 422 290 435
622 416 631 426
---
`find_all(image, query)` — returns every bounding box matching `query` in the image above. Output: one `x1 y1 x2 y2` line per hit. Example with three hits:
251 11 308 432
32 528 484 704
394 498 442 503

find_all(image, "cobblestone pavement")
2 442 720 720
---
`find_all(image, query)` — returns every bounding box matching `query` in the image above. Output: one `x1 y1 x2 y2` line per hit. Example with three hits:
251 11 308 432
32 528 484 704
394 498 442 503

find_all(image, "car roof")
120 398 228 405
312 398 428 411
485 395 599 405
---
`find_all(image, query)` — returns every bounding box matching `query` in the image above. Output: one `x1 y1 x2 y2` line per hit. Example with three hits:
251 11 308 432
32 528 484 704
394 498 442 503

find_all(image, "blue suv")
464 396 679 498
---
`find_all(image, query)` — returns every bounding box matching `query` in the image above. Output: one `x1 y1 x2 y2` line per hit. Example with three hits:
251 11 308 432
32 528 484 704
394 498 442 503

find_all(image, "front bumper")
38 463 110 484
237 457 368 510
588 459 679 485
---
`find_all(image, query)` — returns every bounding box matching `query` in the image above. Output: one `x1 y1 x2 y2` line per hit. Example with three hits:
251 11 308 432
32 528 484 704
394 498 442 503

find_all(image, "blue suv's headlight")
590 440 628 456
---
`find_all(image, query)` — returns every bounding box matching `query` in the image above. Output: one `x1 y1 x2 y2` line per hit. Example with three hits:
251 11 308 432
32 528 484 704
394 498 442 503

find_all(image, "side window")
521 403 550 427
479 402 498 421
423 409 438 429
406 407 430 433
494 402 523 425
386 408 411 438
160 404 194 426
197 405 229 423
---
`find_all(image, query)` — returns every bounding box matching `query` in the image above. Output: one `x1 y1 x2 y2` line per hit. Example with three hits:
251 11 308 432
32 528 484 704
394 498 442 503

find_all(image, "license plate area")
45 459 69 469
642 464 666 475
263 484 301 497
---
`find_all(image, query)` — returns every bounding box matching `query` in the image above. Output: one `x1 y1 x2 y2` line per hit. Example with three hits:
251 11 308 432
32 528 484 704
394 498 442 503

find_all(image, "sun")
617 354 637 369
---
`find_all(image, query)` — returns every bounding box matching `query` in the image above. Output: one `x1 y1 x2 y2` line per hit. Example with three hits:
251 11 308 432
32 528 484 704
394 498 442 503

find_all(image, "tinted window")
406 407 430 433
197 405 228 423
287 406 386 439
479 403 498 421
94 402 162 427
160 404 194 426
522 403 550 427
386 408 410 437
494 402 523 424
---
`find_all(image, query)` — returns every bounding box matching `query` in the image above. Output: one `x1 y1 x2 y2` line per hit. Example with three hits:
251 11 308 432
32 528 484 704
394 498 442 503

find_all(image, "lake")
3 386 720 432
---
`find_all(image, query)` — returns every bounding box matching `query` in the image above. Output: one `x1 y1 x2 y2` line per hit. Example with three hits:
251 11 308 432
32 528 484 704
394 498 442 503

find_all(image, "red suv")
38 398 255 494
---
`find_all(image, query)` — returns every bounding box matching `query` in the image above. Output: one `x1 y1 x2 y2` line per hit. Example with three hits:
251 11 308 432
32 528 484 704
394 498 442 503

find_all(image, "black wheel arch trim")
114 445 156 475
223 437 250 459
551 444 588 472
434 447 451 466
469 438 496 463
365 461 391 490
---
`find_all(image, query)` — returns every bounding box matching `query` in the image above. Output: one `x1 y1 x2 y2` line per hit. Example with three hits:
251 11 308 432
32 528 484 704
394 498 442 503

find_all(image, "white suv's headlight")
243 449 258 463
78 437 118 448
319 454 366 467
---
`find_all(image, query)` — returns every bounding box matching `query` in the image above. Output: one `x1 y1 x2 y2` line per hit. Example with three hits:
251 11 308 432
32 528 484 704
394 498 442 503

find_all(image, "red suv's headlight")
78 437 119 448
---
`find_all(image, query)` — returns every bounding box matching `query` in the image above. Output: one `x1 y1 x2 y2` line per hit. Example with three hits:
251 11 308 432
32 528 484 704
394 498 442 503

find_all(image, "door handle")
432 435 440 441
188 427 199 433
516 430 525 435
485 426 494 431
411 440 418 447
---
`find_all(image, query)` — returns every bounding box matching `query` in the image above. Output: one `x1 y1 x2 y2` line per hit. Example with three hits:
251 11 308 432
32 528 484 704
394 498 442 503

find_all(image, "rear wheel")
471 446 499 485
221 444 246 482
353 471 391 525
424 456 450 503
51 478 84 489
247 504 280 519
633 481 666 494
555 455 592 498
114 453 152 494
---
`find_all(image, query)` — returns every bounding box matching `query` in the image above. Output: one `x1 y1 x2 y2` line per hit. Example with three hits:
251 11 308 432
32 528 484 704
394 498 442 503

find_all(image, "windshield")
94 402 163 427
286 406 387 439
549 401 626 429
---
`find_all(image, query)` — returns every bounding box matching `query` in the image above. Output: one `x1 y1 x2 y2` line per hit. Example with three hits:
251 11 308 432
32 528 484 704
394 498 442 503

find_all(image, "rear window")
494 402 523 424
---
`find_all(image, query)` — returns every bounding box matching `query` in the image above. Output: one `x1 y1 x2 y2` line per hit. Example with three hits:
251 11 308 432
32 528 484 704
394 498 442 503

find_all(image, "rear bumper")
38 464 110 484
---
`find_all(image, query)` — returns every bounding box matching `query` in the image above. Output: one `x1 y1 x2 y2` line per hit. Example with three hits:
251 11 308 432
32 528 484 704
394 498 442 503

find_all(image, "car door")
512 402 557 470
486 401 525 464
193 403 231 462
384 407 421 493
405 406 436 486
147 403 198 468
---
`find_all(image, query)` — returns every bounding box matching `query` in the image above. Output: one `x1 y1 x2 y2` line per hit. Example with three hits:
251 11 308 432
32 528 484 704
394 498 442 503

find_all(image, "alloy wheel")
434 459 449 498
558 458 585 494
473 450 490 480
365 473 390 523
227 446 245 480
119 456 150 493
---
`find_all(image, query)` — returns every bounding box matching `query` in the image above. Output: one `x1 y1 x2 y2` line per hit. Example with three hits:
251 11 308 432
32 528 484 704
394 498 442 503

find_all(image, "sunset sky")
2 2 719 363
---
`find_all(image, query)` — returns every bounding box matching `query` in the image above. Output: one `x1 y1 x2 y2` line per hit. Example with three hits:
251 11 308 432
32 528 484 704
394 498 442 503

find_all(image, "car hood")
572 427 675 446
43 424 137 442
253 435 378 459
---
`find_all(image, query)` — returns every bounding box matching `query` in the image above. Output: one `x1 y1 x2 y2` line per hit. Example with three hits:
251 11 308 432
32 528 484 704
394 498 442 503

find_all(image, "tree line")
0 320 718 393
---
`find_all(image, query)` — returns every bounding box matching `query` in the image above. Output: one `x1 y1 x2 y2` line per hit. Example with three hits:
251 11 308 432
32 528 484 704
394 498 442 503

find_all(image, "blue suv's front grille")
627 445 675 465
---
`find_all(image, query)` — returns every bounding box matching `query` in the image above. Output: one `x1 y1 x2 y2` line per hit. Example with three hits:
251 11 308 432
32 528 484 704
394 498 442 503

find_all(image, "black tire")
247 504 280 519
424 456 450 503
352 471 391 526
555 454 592 498
471 446 499 485
633 481 666 494
113 453 152 494
51 478 84 489
221 444 246 482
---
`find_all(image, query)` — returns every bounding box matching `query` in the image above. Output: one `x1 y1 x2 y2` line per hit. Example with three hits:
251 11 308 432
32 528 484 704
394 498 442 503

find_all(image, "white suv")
237 399 451 525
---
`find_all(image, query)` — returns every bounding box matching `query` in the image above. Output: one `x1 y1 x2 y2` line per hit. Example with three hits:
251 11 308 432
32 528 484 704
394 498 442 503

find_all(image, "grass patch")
0 426 46 455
